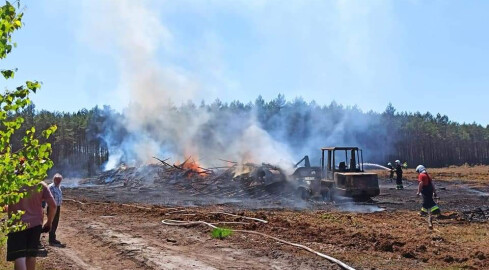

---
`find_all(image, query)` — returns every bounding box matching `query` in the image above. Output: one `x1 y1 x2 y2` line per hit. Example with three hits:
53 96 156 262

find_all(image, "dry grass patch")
372 164 489 184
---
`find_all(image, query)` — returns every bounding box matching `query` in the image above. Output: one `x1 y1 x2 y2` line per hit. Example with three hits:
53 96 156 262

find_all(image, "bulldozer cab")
321 147 364 180
318 146 379 199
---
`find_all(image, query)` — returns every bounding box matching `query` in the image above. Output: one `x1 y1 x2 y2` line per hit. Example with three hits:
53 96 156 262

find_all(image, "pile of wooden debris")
81 157 295 200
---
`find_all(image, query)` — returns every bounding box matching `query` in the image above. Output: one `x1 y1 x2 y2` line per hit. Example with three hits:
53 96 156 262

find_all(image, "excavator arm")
294 155 311 168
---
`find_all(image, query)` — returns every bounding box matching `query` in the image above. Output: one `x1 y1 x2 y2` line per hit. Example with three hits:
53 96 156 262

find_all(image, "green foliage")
1 68 15 79
211 227 233 239
0 0 56 242
0 209 24 245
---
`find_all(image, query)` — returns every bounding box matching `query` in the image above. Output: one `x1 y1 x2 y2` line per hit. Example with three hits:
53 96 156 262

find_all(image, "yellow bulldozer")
291 147 380 201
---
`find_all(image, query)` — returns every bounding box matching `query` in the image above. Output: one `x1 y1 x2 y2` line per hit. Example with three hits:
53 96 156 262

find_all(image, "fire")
174 156 206 177
180 160 205 174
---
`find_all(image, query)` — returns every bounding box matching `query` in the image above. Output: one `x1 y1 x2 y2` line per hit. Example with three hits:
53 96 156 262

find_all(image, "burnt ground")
36 175 489 270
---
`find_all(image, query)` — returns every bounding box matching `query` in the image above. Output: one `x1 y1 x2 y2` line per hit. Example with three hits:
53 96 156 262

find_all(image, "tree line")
383 103 489 167
12 105 109 177
11 96 489 177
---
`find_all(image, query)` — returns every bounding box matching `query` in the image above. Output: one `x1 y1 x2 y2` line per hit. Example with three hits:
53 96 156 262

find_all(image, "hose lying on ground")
209 211 268 224
162 219 356 270
65 199 265 222
64 199 355 269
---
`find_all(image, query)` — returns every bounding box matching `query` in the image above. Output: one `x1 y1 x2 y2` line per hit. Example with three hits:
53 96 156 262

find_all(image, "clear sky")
3 0 489 125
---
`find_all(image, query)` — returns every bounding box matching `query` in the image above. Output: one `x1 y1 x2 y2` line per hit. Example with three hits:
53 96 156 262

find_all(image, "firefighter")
387 162 394 182
416 165 440 216
395 160 403 189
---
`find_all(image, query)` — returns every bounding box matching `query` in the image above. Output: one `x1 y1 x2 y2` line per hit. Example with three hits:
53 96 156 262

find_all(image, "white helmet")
395 160 400 164
416 165 426 173
387 162 392 166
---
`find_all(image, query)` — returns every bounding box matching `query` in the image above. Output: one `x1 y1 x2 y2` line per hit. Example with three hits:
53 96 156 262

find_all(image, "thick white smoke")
79 0 295 170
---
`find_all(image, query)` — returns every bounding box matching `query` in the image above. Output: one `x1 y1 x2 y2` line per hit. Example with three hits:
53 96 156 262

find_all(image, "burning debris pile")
153 157 214 178
83 157 295 201
85 164 164 188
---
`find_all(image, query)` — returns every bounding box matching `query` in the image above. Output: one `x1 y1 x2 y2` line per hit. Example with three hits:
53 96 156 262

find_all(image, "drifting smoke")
81 1 295 171
80 1 391 171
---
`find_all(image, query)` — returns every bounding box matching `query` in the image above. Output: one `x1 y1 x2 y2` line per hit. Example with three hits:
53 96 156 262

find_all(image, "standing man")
48 173 64 247
395 160 403 190
416 165 440 215
7 182 57 270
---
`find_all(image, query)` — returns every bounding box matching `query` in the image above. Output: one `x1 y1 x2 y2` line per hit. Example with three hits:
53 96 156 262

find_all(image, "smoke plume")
80 1 390 171
79 1 295 170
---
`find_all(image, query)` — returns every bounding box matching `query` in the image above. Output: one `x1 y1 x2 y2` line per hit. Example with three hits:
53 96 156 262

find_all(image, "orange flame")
174 156 206 177
181 160 205 174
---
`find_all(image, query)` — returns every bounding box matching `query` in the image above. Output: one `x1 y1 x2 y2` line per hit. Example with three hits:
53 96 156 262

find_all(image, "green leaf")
26 81 41 92
1 69 14 79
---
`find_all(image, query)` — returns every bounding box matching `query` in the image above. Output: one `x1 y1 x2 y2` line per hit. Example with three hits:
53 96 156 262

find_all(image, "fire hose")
209 211 268 224
65 199 355 269
161 219 356 270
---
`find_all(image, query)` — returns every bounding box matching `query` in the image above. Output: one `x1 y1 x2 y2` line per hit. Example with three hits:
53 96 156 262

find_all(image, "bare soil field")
30 166 489 269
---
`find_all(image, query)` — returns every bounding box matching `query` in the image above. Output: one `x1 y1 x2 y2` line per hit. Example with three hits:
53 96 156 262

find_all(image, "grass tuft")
211 227 233 239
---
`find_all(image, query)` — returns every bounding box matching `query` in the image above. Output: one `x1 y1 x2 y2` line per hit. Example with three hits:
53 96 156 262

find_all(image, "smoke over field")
98 97 389 171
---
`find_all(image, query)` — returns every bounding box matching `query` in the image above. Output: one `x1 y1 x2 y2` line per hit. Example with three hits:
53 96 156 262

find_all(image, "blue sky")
3 0 489 125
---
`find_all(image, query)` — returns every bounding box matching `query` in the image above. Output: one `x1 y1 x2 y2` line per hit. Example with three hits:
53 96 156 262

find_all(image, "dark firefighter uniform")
395 163 403 189
418 172 440 215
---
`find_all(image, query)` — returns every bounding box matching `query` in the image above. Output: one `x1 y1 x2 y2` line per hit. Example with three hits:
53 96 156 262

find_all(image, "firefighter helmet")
416 165 426 173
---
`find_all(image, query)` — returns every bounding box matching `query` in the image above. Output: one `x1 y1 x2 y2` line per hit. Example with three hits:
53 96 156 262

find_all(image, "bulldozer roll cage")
321 147 364 177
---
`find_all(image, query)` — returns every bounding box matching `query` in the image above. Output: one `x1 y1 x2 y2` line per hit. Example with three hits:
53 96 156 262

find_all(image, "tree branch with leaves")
0 0 57 244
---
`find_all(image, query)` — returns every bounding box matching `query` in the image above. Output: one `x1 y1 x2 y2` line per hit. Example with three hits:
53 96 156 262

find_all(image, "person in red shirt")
7 182 57 270
416 165 440 216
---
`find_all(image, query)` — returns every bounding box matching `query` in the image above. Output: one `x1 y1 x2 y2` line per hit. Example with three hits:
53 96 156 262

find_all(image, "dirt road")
38 201 341 270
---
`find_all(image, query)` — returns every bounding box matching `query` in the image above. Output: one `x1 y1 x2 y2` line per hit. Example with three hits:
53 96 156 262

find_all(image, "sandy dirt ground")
35 170 489 270
38 202 341 270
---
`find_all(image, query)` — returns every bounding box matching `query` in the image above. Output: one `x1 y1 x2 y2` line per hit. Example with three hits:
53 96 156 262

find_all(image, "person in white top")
48 173 64 247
